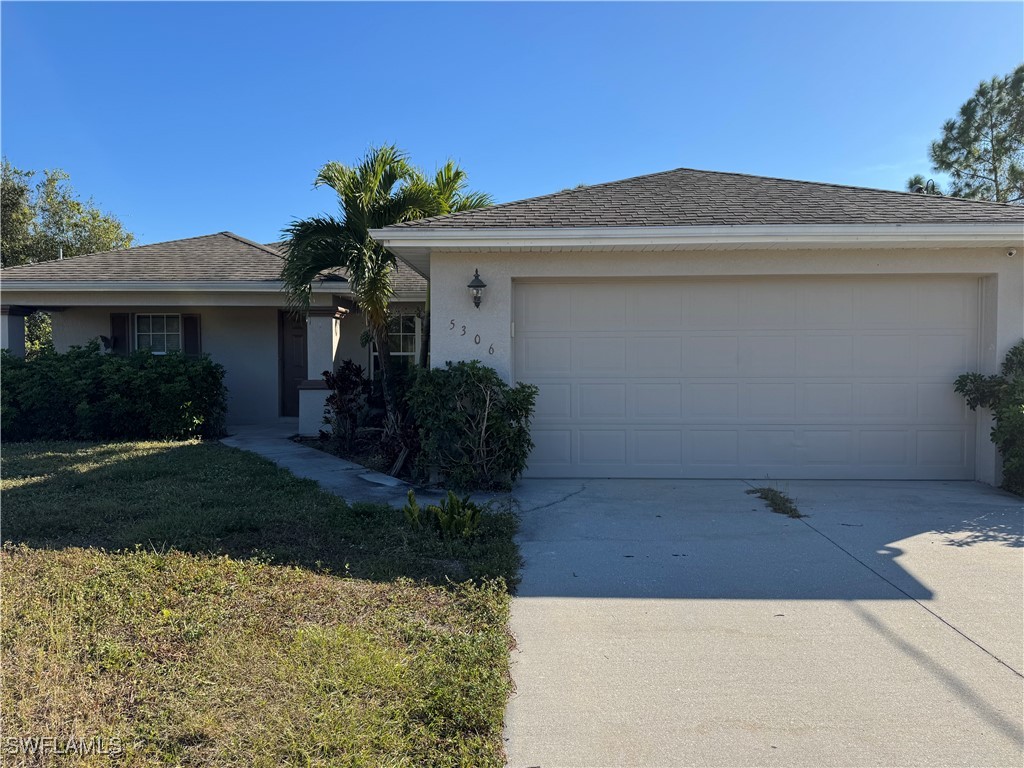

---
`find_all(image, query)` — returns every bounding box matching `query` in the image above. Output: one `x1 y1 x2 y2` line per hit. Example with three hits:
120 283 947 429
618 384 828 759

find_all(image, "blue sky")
2 2 1022 245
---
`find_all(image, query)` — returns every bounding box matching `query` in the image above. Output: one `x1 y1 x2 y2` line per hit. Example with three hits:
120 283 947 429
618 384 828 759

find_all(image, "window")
136 314 181 354
371 313 419 375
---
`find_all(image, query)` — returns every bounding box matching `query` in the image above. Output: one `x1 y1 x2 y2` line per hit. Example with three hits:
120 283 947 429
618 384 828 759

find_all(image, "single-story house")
0 232 427 434
369 168 1023 485
2 168 1022 485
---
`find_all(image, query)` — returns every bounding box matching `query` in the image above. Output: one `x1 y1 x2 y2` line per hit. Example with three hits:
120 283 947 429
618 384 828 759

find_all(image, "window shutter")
182 314 202 357
110 313 130 355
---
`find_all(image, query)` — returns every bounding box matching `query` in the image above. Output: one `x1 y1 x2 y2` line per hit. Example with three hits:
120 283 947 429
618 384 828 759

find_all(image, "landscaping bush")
955 339 1024 495
321 359 373 449
407 360 538 491
1 341 226 441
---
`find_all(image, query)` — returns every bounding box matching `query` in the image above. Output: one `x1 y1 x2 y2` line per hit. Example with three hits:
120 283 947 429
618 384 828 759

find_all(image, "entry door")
279 312 307 417
514 276 979 480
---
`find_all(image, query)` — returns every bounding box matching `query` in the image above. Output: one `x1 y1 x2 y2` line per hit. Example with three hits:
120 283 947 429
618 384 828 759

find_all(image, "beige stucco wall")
50 306 283 425
428 246 1024 484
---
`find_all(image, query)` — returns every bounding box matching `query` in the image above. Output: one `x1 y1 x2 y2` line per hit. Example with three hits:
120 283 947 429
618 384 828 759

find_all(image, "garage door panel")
634 337 682 373
739 336 796 376
575 337 626 373
571 285 624 330
800 284 855 328
635 431 683 464
856 334 916 375
579 430 627 464
801 383 854 418
683 284 740 328
799 336 854 376
579 383 627 418
855 283 914 327
516 277 978 479
683 336 740 376
635 383 683 417
804 431 855 465
739 283 797 328
918 430 967 466
918 334 970 375
685 383 737 418
741 383 796 419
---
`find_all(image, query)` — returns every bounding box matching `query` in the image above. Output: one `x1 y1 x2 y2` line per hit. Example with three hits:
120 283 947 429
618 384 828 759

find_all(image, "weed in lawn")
746 486 804 518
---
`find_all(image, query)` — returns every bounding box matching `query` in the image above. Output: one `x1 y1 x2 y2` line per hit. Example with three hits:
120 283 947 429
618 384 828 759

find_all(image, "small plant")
404 490 484 539
746 487 804 518
402 489 422 529
955 339 1024 496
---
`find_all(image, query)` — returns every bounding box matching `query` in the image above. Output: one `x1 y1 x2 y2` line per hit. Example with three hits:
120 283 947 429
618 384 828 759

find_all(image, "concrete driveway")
503 480 1023 768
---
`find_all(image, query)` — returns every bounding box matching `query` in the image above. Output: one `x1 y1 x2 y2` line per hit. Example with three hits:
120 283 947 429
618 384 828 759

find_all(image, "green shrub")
403 490 484 539
955 339 1024 495
407 361 538 491
1 341 226 441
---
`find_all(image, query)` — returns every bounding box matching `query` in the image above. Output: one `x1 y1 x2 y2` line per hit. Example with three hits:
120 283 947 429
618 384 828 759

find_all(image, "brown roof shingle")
390 167 1024 229
1 232 290 282
0 232 427 295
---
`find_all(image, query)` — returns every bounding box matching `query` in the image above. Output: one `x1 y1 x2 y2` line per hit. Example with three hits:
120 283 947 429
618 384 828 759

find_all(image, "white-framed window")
135 314 181 354
371 313 420 376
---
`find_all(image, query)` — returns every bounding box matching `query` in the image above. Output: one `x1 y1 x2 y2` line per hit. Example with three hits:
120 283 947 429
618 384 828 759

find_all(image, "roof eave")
0 280 344 293
371 222 1024 275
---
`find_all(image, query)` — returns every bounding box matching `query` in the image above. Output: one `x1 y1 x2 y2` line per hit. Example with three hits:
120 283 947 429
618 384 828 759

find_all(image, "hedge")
1 342 226 441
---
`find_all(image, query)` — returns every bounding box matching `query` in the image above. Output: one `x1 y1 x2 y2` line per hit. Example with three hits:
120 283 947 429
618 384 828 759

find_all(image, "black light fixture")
468 269 486 309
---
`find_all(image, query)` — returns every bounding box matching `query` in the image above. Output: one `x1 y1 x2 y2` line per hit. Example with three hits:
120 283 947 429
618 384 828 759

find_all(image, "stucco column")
298 305 348 436
0 306 30 357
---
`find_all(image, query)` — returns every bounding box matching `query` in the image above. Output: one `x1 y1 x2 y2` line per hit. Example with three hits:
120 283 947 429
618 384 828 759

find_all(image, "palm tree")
280 145 491 418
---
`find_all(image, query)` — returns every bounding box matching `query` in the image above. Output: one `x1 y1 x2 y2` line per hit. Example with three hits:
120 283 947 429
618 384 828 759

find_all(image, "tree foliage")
279 146 491 422
1 159 134 268
955 340 1024 496
928 65 1024 204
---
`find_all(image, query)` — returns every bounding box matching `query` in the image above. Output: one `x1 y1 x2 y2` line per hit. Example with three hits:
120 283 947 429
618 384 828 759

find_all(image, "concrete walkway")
504 479 1023 768
221 423 415 506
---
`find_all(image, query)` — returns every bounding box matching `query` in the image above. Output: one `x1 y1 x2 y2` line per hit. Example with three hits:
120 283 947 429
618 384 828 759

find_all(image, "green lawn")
1 441 520 767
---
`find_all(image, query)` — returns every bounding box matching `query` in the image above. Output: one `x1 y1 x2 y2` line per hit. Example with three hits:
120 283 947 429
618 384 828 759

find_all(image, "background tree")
1 159 135 355
928 65 1024 204
280 146 490 423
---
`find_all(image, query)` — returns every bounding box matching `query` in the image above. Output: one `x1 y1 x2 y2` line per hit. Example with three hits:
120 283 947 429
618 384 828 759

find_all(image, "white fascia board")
370 223 1024 253
0 280 345 293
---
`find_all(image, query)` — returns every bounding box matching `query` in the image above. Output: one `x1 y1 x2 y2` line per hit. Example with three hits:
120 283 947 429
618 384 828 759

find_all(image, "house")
3 168 1022 485
0 232 427 434
369 168 1024 485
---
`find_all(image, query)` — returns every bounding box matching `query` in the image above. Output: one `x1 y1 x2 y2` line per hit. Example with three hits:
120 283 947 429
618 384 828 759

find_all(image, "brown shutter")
182 314 202 357
110 313 130 355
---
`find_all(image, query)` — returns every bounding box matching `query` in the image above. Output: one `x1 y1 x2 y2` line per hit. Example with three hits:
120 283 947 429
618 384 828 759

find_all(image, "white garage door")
514 276 979 479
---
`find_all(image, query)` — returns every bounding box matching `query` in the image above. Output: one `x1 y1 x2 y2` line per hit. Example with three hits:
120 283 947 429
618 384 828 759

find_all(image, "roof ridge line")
674 167 1024 209
220 231 287 259
396 166 1023 229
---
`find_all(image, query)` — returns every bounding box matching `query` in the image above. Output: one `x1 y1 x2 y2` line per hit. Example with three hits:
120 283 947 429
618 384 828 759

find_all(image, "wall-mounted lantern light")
468 269 486 309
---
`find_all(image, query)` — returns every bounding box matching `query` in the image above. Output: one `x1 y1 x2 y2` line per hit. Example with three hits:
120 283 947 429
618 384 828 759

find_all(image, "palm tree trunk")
372 324 398 422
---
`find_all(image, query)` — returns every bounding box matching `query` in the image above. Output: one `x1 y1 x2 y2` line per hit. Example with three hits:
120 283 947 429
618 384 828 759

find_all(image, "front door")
279 312 307 417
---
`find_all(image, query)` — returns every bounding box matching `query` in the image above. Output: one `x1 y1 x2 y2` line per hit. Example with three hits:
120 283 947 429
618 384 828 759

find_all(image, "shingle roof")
390 167 1024 229
1 232 291 282
262 242 426 294
0 232 427 295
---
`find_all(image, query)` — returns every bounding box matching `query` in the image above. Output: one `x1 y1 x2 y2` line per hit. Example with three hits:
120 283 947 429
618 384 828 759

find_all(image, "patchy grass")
746 487 804 519
1 441 519 767
0 441 520 586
